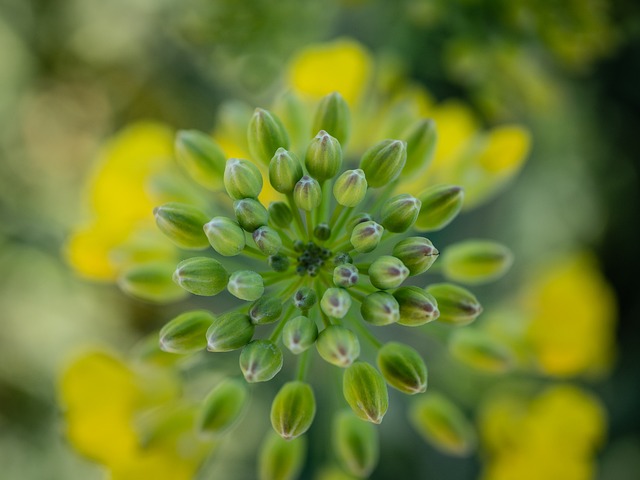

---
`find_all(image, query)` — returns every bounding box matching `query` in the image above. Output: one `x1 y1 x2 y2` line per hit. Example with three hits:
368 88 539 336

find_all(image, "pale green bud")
198 378 248 435
269 254 290 272
426 283 482 326
316 325 360 367
240 340 283 383
392 237 439 276
441 240 513 285
402 119 437 176
203 216 246 256
224 158 263 200
305 130 342 181
159 310 214 354
248 108 290 165
293 175 322 211
269 148 303 194
350 221 383 253
333 411 379 478
393 286 439 326
258 433 306 480
206 312 254 352
347 213 372 232
154 202 209 250
359 139 407 188
234 198 268 232
380 194 421 233
228 270 264 301
118 262 186 303
333 252 353 266
377 342 427 394
270 381 316 440
282 315 318 355
175 130 226 190
368 256 409 290
409 393 476 456
173 257 229 296
360 291 400 326
333 169 368 207
268 201 293 228
293 287 317 311
449 329 513 373
314 223 331 241
321 287 352 319
253 226 282 256
415 185 464 232
312 91 350 145
333 264 359 288
250 296 283 325
343 362 388 424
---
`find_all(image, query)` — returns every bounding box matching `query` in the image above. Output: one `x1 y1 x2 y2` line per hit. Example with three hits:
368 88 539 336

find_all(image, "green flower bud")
343 362 388 424
305 130 343 181
203 216 246 256
377 342 427 394
448 329 514 373
333 264 359 288
228 270 264 301
175 130 226 190
248 108 290 165
269 201 293 228
368 256 409 290
253 226 282 256
269 254 290 272
154 202 209 250
198 378 248 435
380 194 421 233
359 139 407 188
402 119 437 176
316 325 360 367
234 198 269 232
293 175 322 211
321 287 352 318
415 185 464 232
250 296 283 325
224 158 263 200
441 240 513 285
347 213 372 232
312 91 350 145
350 221 383 253
393 286 439 326
333 252 353 266
314 223 331 241
173 257 229 296
159 310 214 354
426 283 482 326
282 315 318 355
333 169 368 207
270 381 316 440
293 287 317 310
118 262 186 303
409 393 476 456
258 433 306 480
360 291 400 326
392 237 439 276
240 340 284 383
206 312 255 352
269 148 303 194
333 411 379 478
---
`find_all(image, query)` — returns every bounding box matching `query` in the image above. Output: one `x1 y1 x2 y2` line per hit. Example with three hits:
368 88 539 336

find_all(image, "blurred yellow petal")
476 125 531 176
430 100 478 173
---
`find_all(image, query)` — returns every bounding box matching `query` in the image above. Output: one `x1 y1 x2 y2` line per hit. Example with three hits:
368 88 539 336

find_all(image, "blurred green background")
1 0 639 479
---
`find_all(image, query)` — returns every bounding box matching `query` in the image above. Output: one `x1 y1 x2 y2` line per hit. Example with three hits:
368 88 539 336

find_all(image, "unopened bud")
268 201 293 228
240 340 283 383
118 262 186 303
380 194 421 233
415 185 464 232
270 381 316 440
321 287 352 318
203 216 246 256
333 252 353 266
361 291 400 326
441 240 513 285
206 312 255 352
250 296 283 325
159 310 214 354
316 325 360 367
369 256 409 290
283 316 318 355
154 202 209 250
347 213 372 232
377 342 427 394
393 286 439 326
248 108 290 165
198 378 248 434
258 433 306 480
228 270 264 301
343 362 388 424
268 254 290 272
402 119 437 176
293 287 317 311
333 264 359 288
312 92 350 145
234 198 268 232
305 130 342 181
224 158 263 200
333 169 368 207
173 257 228 296
314 223 331 241
392 237 439 276
269 148 303 194
294 175 322 211
350 221 383 253
426 283 482 326
175 130 226 190
359 139 407 188
333 411 379 478
253 226 282 256
449 329 513 373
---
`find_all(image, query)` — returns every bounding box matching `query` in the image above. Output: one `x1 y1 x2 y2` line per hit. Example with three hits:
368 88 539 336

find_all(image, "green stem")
329 204 345 228
268 303 295 342
287 193 307 239
348 316 383 349
264 275 290 287
305 210 314 240
367 180 398 215
296 349 311 381
320 179 333 224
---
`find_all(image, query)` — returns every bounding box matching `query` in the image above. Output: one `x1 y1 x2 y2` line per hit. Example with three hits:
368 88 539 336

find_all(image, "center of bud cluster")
294 241 331 277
